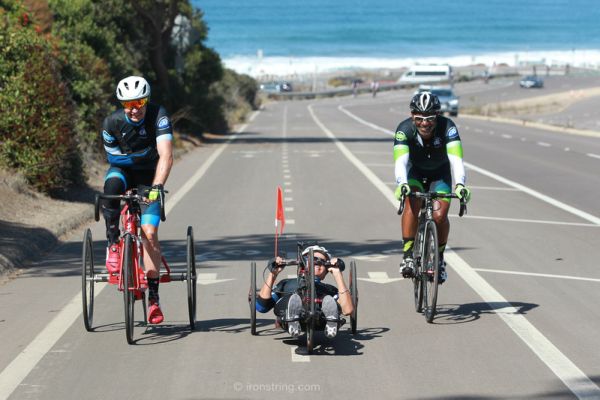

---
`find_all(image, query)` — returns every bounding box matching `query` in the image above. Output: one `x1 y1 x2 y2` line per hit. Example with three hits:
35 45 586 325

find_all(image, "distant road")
1 80 599 399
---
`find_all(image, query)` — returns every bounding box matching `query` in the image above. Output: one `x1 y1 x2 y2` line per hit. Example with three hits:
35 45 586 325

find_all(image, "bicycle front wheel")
422 220 439 323
81 229 95 331
122 235 135 344
186 226 197 331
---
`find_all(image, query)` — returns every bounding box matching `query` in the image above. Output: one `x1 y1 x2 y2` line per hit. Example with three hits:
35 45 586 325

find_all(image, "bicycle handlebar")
397 191 467 217
94 189 168 222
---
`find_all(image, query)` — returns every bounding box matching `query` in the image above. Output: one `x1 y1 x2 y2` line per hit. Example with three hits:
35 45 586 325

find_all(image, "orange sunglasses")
121 97 148 109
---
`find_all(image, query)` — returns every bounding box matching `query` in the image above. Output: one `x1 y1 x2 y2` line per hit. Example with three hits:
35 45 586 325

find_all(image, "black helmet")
409 92 441 113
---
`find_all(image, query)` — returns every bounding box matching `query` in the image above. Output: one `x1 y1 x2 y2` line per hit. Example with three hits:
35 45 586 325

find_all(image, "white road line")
587 153 600 159
465 162 600 226
312 104 600 400
447 251 600 399
537 141 552 147
0 283 107 398
285 207 294 212
286 219 296 225
291 347 310 362
284 188 292 193
473 268 600 282
0 111 260 400
452 215 599 227
284 197 293 202
501 134 513 139
469 186 519 191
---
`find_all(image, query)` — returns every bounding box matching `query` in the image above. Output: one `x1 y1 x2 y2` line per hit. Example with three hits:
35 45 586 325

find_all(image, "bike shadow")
194 317 274 334
281 327 389 356
432 301 539 324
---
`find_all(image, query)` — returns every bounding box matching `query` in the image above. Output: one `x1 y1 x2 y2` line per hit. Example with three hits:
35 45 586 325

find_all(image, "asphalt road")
1 80 599 400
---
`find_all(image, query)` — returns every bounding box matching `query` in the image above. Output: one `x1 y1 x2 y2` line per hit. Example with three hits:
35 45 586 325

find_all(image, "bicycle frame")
398 191 467 322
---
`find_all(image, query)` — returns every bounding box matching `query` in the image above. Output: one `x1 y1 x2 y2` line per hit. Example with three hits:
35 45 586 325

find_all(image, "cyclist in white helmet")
255 244 353 339
100 75 173 324
393 92 471 283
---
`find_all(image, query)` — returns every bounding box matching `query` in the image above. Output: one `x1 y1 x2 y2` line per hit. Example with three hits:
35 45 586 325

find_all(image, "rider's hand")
328 258 345 272
267 256 284 274
454 184 471 203
148 184 164 202
395 183 411 200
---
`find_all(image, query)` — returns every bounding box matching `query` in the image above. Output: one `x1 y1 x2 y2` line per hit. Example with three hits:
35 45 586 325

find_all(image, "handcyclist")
101 76 173 324
255 245 354 339
393 91 471 283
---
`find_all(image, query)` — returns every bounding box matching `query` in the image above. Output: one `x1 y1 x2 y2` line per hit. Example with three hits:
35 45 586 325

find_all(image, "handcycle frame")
398 190 466 323
249 242 358 354
81 188 197 344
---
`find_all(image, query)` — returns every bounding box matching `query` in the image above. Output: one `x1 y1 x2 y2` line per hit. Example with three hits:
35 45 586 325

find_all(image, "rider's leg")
102 167 127 272
141 200 164 323
102 167 127 244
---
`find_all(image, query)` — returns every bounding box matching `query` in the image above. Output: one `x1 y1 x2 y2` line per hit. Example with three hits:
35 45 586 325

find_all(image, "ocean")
192 0 600 77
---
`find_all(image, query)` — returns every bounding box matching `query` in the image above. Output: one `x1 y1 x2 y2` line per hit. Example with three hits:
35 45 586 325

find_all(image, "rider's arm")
256 257 283 313
329 258 354 316
153 139 173 186
393 130 410 185
447 140 465 186
153 108 174 186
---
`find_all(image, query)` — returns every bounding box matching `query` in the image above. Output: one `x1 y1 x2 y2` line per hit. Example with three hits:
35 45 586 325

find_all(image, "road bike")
82 188 197 344
248 242 358 353
398 191 466 323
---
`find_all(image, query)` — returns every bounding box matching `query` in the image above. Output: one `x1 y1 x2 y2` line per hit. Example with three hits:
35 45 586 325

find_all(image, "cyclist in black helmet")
393 91 471 283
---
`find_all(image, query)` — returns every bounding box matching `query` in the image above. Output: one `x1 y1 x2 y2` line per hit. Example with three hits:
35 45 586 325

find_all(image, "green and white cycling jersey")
393 116 466 187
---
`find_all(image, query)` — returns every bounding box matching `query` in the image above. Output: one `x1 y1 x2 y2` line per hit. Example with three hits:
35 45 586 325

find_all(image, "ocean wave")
224 49 600 78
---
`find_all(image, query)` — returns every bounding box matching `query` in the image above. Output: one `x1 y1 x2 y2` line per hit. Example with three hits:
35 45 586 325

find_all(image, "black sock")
148 278 159 302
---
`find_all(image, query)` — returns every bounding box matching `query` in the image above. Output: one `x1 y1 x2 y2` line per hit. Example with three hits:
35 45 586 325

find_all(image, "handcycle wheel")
249 261 257 335
422 220 439 323
81 228 95 331
306 249 316 354
186 226 197 331
122 234 136 344
349 260 358 334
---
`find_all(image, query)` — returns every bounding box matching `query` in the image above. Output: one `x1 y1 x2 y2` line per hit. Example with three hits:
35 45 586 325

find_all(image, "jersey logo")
433 137 442 147
447 126 458 138
157 116 171 130
138 127 147 137
102 130 115 143
395 131 407 141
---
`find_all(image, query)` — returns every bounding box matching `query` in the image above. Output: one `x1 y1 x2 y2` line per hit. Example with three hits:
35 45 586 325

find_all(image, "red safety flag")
275 186 285 256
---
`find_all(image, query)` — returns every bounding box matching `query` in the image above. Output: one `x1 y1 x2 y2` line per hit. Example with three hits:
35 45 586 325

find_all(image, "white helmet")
116 76 151 101
301 245 330 261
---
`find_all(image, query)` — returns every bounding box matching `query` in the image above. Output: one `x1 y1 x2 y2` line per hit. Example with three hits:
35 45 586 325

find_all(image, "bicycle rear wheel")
249 261 257 335
186 226 197 331
81 229 95 331
350 260 358 334
122 235 135 344
422 220 439 323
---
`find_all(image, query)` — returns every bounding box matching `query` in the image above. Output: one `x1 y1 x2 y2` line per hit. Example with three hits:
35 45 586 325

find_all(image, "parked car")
519 75 544 88
414 85 460 116
259 81 293 93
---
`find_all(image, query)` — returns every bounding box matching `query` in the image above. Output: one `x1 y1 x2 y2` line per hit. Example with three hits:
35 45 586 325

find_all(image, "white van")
398 65 452 84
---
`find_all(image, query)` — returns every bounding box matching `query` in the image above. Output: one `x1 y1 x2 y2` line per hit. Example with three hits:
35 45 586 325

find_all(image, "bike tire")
422 220 439 323
81 229 95 331
306 249 315 353
122 234 135 344
250 261 257 335
413 228 424 313
186 226 197 331
350 260 358 334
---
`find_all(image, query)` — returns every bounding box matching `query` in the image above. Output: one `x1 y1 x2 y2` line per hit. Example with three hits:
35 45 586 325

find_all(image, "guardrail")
262 72 520 101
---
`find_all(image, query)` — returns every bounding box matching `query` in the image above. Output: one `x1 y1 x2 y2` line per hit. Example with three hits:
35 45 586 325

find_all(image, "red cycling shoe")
105 245 120 274
148 300 164 324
